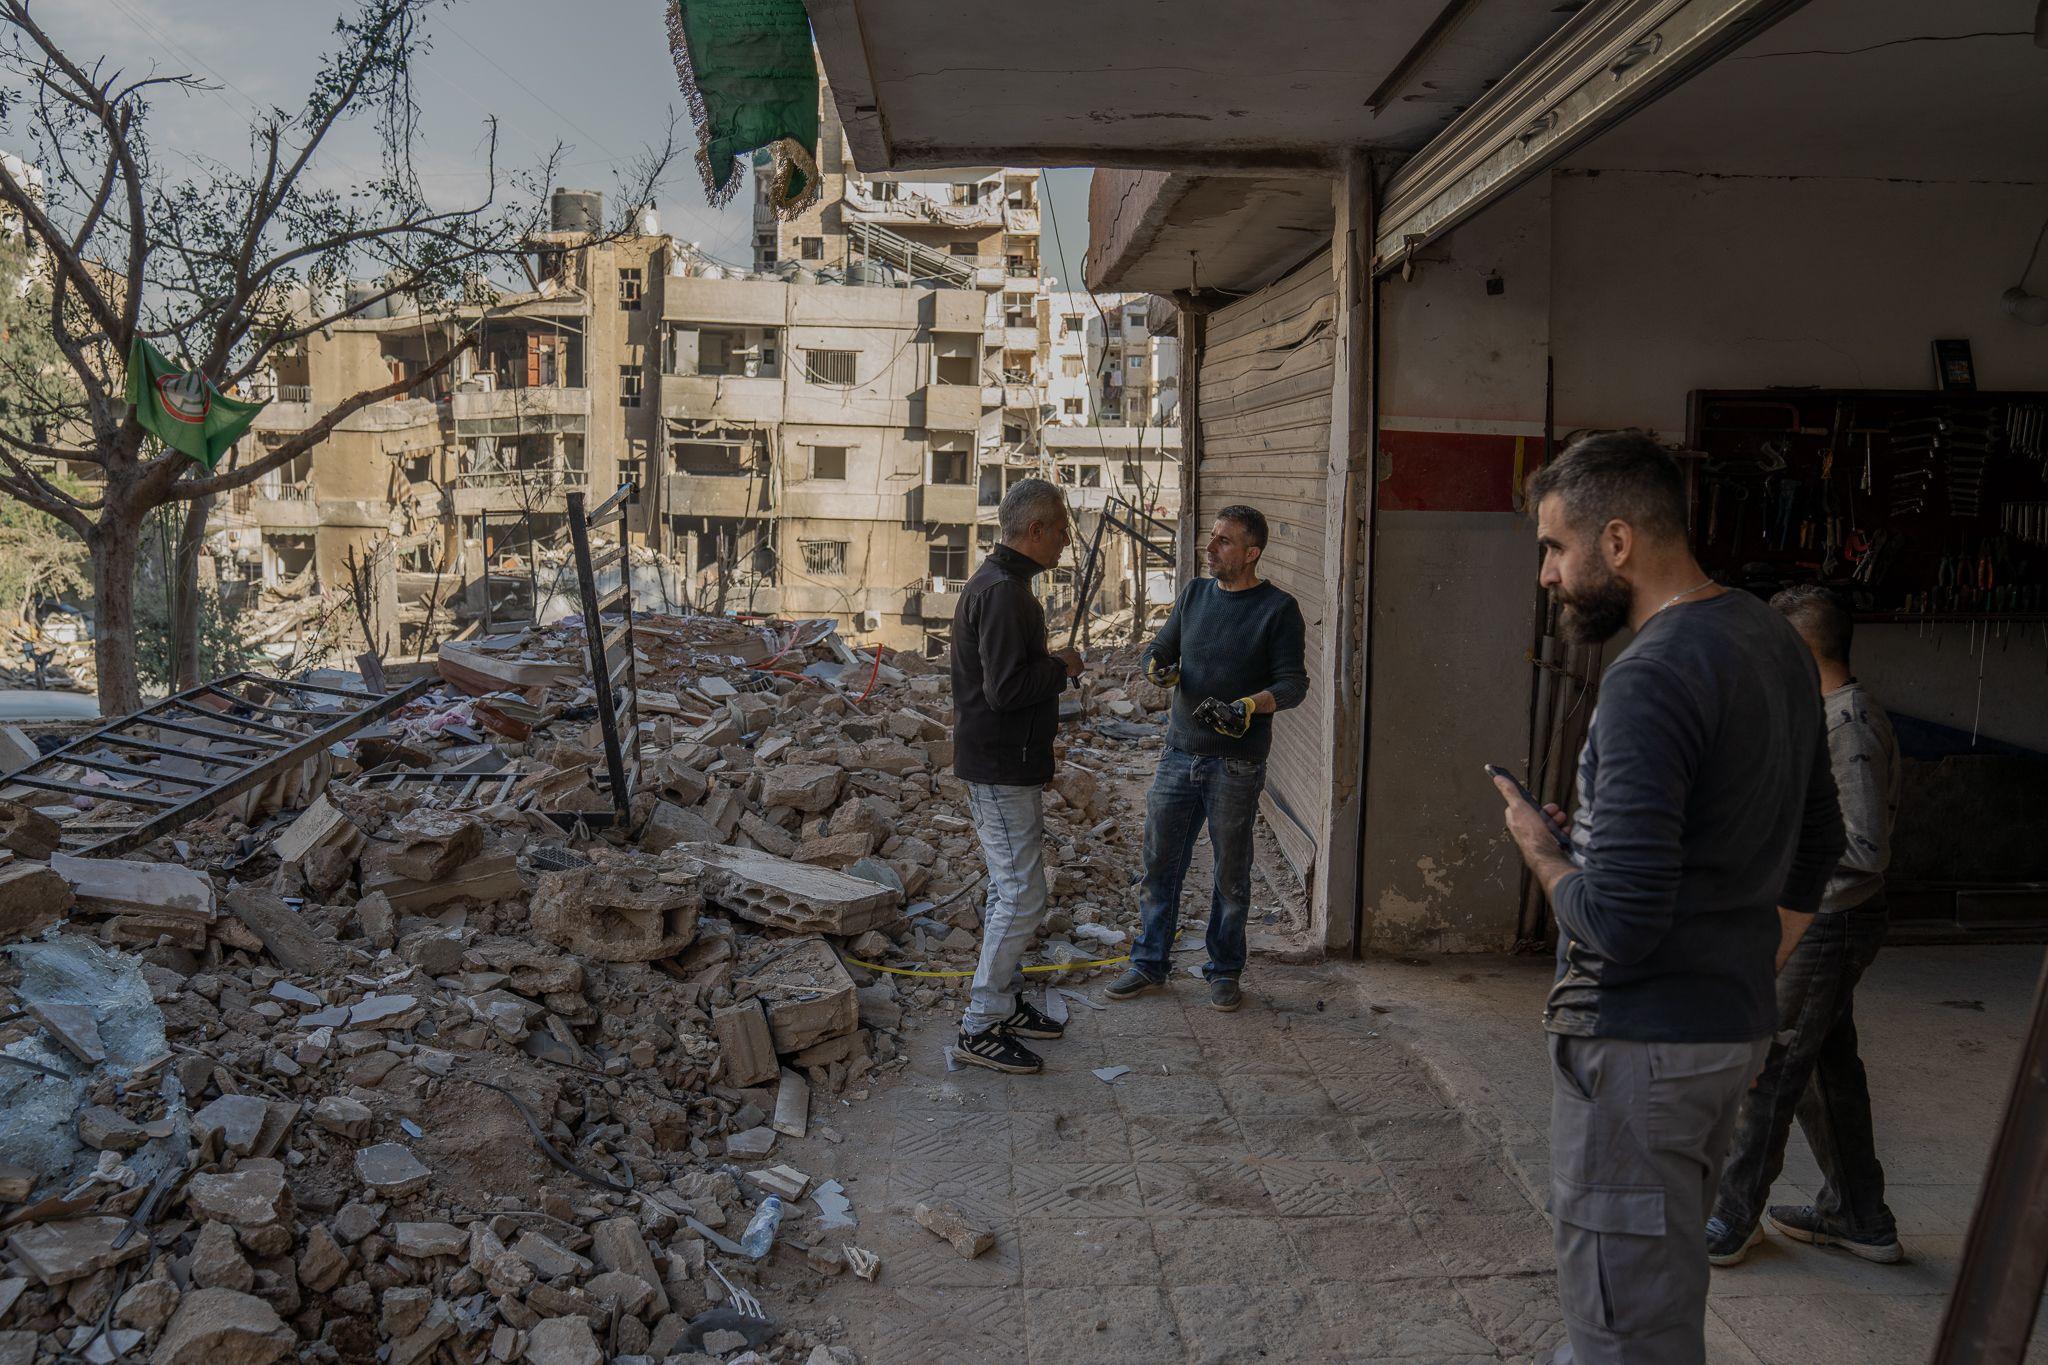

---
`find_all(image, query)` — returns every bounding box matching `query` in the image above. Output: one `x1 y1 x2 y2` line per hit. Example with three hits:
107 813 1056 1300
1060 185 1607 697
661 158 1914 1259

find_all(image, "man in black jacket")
948 477 1084 1074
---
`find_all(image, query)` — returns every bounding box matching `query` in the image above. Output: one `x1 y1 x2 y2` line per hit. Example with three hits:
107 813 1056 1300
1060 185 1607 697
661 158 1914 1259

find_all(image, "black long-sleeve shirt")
951 545 1066 786
1143 577 1309 761
1544 590 1846 1042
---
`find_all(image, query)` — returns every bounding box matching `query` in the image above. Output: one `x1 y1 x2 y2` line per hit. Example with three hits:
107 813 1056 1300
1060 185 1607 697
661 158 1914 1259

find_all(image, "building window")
1063 398 1084 415
929 536 970 581
801 540 848 575
801 236 824 261
810 445 847 480
619 365 642 407
1062 314 1083 335
931 449 970 485
1130 356 1144 369
950 242 978 257
1062 356 1084 378
618 268 643 311
804 349 858 386
1079 463 1102 487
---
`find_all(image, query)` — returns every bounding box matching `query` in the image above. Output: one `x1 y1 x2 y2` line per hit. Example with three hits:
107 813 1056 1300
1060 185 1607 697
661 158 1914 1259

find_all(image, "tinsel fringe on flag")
666 3 821 219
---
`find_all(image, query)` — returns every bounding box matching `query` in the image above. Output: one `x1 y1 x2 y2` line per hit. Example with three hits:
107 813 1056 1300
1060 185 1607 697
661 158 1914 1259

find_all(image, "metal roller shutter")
1195 245 1334 879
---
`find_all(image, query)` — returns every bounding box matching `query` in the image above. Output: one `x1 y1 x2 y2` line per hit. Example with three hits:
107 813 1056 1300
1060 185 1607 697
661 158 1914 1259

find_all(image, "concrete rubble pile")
0 610 1172 1363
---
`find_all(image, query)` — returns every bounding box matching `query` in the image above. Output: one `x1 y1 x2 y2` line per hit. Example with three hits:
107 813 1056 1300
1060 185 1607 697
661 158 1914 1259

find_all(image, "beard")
1557 564 1633 644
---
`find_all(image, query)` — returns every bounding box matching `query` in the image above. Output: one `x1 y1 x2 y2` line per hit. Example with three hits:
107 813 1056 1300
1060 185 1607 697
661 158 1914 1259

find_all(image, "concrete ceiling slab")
806 0 1579 171
1566 0 2048 181
1089 171 1334 294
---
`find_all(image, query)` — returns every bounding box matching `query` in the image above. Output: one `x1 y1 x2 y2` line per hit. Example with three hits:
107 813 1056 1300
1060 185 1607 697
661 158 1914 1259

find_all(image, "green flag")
667 0 819 214
124 338 265 471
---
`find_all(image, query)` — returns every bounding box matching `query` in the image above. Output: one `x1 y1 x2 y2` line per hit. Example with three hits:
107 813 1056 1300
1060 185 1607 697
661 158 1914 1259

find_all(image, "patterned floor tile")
1239 1113 1378 1160
1152 1214 1312 1283
1283 1213 1445 1284
1025 1285 1186 1365
1257 1159 1403 1217
1454 1274 1568 1357
1010 1108 1135 1163
892 1112 1016 1162
1220 1070 1339 1116
1012 1161 1145 1218
1314 1277 1499 1358
1361 1112 1487 1163
1138 1158 1279 1218
1018 1215 1161 1288
1125 1113 1251 1162
865 1287 1026 1363
1384 1157 1540 1218
1170 1282 1345 1364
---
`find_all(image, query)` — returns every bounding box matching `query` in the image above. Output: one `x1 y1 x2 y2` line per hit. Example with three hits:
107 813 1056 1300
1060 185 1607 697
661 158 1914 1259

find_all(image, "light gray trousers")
1547 1032 1769 1365
960 782 1048 1035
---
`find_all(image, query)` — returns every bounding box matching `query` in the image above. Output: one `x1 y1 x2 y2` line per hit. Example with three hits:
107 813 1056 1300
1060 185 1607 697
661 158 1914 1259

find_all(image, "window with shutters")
1061 356 1083 378
801 236 824 260
803 349 858 386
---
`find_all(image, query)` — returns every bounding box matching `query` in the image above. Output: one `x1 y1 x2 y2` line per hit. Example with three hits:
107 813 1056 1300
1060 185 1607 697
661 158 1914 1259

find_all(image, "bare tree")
0 0 676 711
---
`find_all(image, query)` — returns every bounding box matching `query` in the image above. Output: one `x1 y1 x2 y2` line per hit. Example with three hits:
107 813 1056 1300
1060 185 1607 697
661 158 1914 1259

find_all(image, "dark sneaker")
1104 968 1164 1001
999 998 1065 1040
1767 1204 1904 1263
951 1027 1043 1074
1705 1215 1761 1266
1208 976 1243 1012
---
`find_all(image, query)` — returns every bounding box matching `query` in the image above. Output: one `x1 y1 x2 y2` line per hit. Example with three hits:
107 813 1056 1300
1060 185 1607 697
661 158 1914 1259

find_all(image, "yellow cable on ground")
841 952 1134 980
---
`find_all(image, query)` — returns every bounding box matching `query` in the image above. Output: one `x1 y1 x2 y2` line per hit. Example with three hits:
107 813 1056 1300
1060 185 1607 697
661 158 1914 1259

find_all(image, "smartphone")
1485 763 1573 852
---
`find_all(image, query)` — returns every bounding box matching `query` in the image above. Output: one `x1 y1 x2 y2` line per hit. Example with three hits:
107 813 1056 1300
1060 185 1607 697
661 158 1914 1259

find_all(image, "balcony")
908 482 977 524
250 486 321 529
252 399 316 434
915 383 986 433
909 578 967 621
665 475 769 518
449 470 584 517
925 290 986 334
661 373 785 424
1002 383 1038 410
450 386 589 436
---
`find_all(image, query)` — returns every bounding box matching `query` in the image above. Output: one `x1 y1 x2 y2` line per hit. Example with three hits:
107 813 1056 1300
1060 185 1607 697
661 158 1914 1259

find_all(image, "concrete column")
1314 150 1377 958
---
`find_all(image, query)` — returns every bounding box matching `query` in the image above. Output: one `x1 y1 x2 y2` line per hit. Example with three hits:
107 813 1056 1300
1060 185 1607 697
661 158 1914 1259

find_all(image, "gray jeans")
1548 1033 1768 1365
960 782 1049 1036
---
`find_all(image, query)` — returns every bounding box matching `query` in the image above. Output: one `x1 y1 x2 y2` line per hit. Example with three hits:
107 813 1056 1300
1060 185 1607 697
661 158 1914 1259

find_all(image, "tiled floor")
793 969 1568 1364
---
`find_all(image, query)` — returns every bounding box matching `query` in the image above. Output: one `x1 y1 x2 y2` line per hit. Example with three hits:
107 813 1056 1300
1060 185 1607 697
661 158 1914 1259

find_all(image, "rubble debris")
737 936 859 1053
354 1142 431 1197
51 851 216 946
149 1287 293 1364
532 858 701 962
0 859 71 940
714 1000 780 1087
772 1067 810 1137
912 1201 995 1259
5 1215 149 1285
679 843 902 937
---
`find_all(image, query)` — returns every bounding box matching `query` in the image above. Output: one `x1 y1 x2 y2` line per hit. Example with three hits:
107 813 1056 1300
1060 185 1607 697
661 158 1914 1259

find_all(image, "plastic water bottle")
739 1196 785 1258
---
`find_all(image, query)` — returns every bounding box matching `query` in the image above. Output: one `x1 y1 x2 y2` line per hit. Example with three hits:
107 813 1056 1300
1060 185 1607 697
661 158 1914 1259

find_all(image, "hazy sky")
18 1 1091 279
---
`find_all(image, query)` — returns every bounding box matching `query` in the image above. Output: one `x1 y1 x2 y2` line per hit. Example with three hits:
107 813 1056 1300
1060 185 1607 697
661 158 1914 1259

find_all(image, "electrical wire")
1733 30 2030 60
2018 214 2048 290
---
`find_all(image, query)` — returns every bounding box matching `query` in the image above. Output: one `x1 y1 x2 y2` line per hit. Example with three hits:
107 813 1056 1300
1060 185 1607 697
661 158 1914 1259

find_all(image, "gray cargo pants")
1547 1033 1769 1365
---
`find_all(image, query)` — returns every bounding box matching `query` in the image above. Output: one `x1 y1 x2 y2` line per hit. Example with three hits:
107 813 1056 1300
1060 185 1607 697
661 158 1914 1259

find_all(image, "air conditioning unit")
856 610 883 632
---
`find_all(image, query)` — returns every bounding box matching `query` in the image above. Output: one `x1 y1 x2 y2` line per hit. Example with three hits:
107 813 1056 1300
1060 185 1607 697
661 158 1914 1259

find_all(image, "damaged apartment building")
217 72 1183 657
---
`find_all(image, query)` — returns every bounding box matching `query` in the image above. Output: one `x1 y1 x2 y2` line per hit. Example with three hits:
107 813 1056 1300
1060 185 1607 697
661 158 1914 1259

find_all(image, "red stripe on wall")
1378 428 1530 513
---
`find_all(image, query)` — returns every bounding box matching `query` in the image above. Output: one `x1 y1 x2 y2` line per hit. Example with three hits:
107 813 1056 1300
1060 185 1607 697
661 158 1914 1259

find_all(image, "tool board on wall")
1685 388 2048 620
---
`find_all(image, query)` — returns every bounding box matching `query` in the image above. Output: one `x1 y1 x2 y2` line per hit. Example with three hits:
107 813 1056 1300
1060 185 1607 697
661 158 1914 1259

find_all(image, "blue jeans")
961 782 1049 1035
1130 747 1265 983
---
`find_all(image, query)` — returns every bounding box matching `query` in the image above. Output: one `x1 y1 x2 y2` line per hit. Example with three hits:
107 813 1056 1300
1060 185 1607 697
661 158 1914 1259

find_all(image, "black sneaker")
1766 1204 1904 1263
1705 1215 1761 1267
1208 976 1243 1012
999 998 1065 1040
951 1027 1042 1074
1104 968 1163 1001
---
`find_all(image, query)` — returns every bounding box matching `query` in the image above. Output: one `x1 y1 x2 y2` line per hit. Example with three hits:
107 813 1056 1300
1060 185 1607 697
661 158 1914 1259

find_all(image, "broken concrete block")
584 1268 658 1319
737 936 859 1053
745 1164 809 1200
185 1161 292 1232
588 1216 668 1317
793 830 876 868
311 1095 373 1142
362 849 521 914
714 999 779 1087
149 1287 293 1365
772 1068 810 1138
5 1216 149 1285
361 808 484 883
676 842 901 937
76 1104 147 1153
190 1220 254 1293
737 810 798 859
27 999 104 1066
524 1316 601 1365
354 1143 430 1198
757 762 844 813
531 862 700 963
114 1276 180 1332
0 859 69 941
727 1126 777 1158
296 1226 347 1293
913 1200 994 1259
0 725 36 775
392 1222 469 1259
192 1095 271 1158
51 852 215 922
269 794 354 864
512 1231 591 1282
638 799 721 853
387 1299 457 1365
221 887 344 977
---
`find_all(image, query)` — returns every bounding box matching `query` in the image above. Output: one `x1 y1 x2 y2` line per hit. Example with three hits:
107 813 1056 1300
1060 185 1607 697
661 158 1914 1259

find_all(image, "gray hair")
1526 430 1686 540
998 477 1067 540
1771 583 1853 664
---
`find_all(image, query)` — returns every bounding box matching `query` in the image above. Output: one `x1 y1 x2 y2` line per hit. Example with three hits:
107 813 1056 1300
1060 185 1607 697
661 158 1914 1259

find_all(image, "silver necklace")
1647 577 1716 622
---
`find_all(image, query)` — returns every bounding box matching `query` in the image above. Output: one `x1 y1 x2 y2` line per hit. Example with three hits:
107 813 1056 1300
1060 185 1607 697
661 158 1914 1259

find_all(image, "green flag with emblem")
666 0 819 214
124 338 266 470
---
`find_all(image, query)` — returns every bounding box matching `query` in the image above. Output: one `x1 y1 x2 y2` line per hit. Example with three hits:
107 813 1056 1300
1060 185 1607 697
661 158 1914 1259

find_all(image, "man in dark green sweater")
1106 505 1308 1011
